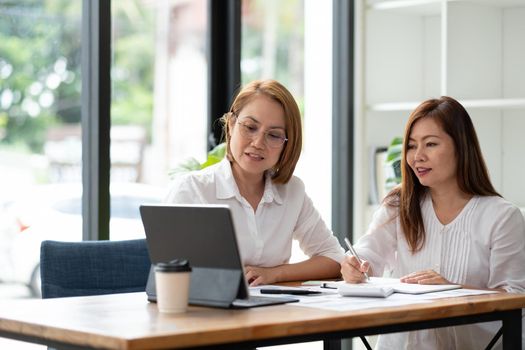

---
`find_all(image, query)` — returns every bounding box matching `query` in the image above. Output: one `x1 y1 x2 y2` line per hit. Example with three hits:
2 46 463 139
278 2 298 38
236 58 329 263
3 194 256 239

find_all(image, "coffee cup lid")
155 259 192 272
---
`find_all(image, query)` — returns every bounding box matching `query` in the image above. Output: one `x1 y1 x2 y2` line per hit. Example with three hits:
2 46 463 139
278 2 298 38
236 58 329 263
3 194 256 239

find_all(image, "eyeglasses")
236 120 288 148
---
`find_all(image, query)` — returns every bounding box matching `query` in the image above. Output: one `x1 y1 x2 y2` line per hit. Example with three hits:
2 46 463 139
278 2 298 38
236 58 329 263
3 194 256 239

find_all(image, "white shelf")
472 0 525 7
356 0 525 234
461 98 525 109
368 101 420 112
368 0 525 12
367 0 442 15
368 98 525 112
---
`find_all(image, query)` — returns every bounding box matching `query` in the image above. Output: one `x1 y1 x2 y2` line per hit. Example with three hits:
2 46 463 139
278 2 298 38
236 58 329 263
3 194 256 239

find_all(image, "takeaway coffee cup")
155 259 192 313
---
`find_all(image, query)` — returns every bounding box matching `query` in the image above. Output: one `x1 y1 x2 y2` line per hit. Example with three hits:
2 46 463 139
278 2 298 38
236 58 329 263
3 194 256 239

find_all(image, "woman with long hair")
341 96 525 349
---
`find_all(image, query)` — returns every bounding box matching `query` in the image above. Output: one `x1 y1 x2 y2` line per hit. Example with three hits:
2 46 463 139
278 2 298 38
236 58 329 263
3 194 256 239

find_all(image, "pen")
260 288 322 295
344 237 370 281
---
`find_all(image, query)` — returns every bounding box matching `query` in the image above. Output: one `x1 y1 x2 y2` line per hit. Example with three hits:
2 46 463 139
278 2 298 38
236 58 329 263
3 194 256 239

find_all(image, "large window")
110 0 207 239
0 0 82 303
0 0 210 302
109 0 209 240
0 0 338 295
241 0 333 263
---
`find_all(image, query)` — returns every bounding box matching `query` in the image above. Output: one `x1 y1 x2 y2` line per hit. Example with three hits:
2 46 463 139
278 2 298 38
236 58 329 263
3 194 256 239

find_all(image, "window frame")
81 0 355 260
81 0 111 241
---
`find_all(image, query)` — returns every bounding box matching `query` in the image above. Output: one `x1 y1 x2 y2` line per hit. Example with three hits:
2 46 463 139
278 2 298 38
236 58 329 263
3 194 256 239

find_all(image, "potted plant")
168 143 226 178
385 136 402 191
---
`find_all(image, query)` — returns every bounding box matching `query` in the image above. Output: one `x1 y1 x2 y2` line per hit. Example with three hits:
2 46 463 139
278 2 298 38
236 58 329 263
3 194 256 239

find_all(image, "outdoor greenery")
0 0 154 153
111 1 154 130
1 0 306 158
0 0 81 152
241 0 305 115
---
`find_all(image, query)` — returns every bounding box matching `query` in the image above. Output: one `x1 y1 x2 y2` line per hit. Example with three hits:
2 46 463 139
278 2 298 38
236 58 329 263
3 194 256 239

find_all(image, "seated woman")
341 96 525 349
166 79 344 286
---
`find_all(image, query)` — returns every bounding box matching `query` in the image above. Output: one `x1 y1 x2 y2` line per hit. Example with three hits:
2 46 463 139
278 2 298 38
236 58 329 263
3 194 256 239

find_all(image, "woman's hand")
340 255 370 283
244 265 280 286
400 270 451 284
245 256 341 286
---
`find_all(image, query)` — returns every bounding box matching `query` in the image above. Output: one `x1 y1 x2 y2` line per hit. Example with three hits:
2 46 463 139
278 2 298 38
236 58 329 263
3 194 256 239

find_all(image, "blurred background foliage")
1 0 306 155
0 0 154 153
0 0 80 152
241 0 304 116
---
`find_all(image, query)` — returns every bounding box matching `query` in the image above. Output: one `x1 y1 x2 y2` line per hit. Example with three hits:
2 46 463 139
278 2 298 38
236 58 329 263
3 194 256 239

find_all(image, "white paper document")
292 292 431 311
250 284 498 312
325 277 462 298
292 287 498 312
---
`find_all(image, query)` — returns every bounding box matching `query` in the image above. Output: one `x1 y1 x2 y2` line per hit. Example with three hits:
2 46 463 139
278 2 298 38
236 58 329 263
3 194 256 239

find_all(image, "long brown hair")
220 79 302 184
385 96 500 252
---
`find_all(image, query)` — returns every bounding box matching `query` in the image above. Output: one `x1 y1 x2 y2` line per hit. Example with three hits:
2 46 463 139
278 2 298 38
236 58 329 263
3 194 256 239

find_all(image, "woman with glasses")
165 79 344 286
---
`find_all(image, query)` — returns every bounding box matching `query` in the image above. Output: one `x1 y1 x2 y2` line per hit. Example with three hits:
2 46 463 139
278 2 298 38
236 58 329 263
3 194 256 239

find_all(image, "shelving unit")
354 0 525 234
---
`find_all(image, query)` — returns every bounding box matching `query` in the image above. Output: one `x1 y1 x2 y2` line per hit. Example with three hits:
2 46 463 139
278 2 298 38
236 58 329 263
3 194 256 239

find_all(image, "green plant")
385 136 403 190
168 143 226 179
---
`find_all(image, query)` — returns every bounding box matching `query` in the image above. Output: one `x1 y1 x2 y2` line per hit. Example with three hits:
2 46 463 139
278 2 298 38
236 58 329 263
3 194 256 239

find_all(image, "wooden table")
0 291 523 350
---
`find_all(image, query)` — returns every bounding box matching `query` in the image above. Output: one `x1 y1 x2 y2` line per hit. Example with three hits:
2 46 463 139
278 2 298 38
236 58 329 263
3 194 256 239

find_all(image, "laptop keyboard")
232 295 298 308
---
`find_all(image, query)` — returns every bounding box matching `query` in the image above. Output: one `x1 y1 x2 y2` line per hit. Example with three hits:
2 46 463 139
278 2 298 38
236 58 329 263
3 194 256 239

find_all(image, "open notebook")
324 277 461 298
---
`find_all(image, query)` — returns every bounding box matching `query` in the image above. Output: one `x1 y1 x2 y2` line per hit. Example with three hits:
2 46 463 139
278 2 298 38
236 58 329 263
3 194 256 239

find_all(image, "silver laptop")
139 204 298 308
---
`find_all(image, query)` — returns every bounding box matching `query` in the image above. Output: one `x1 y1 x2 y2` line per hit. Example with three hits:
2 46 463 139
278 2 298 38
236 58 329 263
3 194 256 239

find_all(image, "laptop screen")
140 204 250 305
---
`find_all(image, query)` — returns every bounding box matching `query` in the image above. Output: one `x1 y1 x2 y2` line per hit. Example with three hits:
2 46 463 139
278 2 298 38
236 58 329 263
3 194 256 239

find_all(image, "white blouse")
164 159 345 267
355 194 525 349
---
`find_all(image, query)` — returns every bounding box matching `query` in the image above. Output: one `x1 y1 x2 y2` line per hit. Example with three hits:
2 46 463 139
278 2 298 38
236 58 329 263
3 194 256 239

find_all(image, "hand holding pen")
342 238 370 282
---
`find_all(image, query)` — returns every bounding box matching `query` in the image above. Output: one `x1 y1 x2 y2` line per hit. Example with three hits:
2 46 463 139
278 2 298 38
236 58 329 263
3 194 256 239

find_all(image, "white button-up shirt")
165 159 345 267
356 193 525 349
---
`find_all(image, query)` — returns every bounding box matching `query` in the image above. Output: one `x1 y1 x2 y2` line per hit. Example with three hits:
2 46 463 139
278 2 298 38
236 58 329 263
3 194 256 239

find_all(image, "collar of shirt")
214 158 283 205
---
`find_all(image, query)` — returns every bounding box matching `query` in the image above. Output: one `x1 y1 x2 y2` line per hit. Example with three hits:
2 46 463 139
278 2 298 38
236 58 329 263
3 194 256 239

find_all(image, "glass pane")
109 0 208 240
0 0 82 303
241 0 333 263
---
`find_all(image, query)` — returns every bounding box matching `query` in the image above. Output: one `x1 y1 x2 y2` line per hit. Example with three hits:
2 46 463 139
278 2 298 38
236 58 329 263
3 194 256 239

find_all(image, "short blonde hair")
220 79 302 184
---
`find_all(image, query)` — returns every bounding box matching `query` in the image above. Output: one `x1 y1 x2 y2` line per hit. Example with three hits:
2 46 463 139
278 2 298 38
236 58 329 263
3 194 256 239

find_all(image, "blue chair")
40 239 151 299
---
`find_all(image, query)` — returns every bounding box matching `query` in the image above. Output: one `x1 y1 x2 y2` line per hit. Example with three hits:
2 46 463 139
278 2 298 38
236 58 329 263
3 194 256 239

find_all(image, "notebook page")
334 277 461 297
